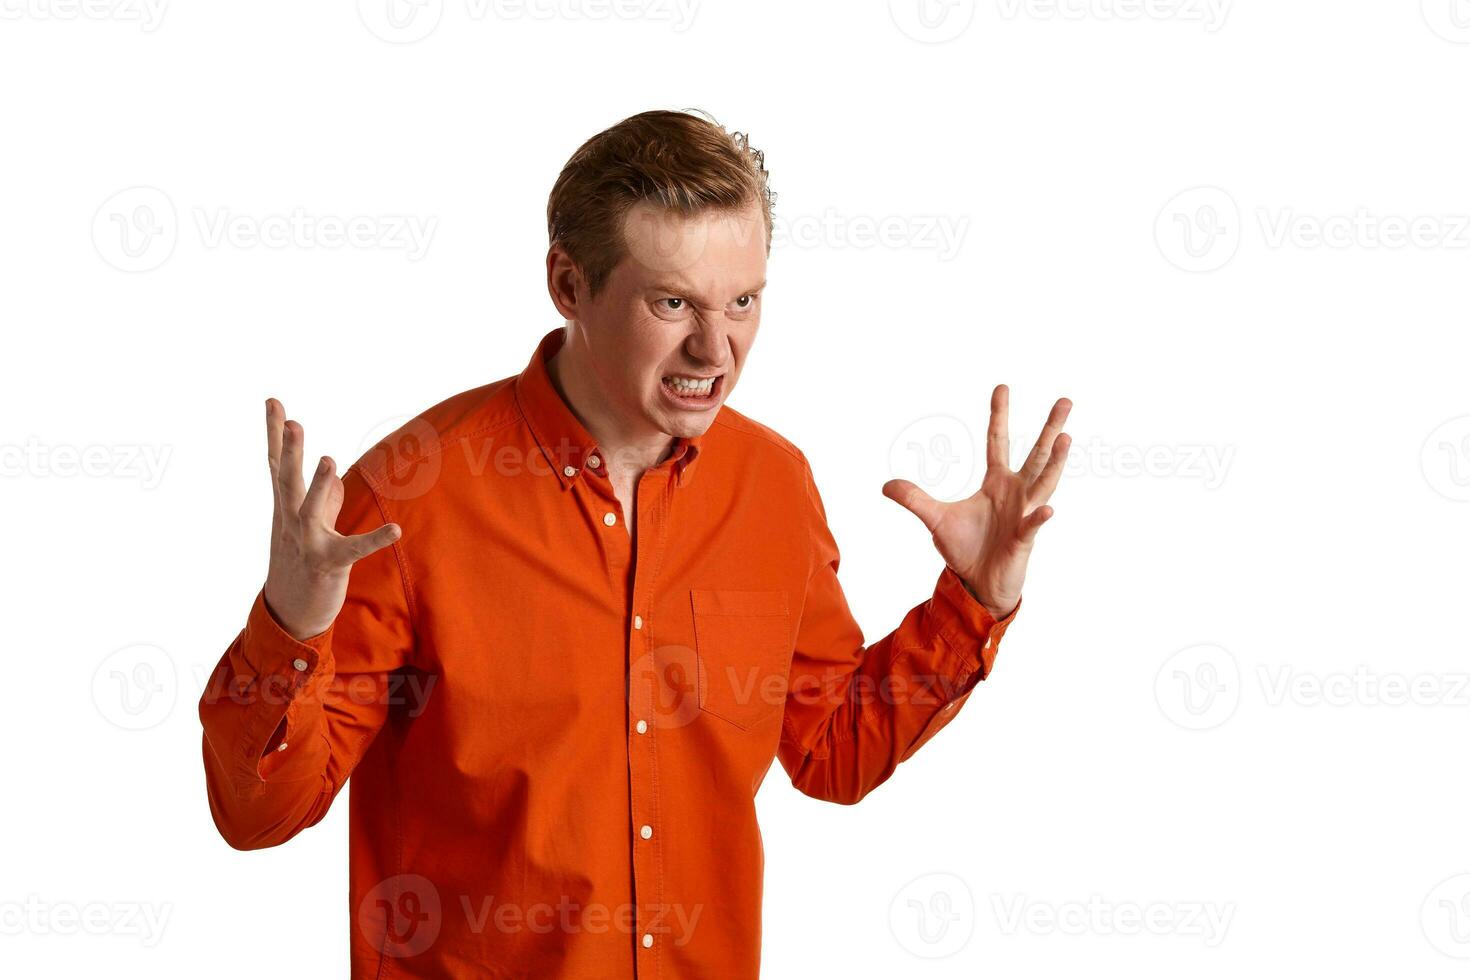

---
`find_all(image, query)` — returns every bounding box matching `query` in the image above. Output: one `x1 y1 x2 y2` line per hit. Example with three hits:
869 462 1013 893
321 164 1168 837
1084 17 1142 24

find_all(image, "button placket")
627 467 674 973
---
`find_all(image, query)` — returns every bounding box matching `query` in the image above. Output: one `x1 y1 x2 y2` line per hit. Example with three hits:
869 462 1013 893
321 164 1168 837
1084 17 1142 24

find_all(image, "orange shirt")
199 326 1020 979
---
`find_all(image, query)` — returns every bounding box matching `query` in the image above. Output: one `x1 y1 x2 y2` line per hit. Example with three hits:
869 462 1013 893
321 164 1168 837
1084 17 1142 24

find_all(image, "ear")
546 244 586 322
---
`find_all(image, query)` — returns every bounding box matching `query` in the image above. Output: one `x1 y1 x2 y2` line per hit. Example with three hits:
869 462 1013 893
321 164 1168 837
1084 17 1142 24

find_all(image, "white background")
4 0 1470 976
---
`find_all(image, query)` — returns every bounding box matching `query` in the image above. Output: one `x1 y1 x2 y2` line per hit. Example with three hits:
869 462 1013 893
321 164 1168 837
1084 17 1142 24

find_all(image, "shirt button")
277 742 289 751
292 658 309 672
587 454 601 469
642 934 653 948
640 824 653 839
603 512 617 527
943 702 957 713
633 615 643 630
563 465 576 478
635 719 648 734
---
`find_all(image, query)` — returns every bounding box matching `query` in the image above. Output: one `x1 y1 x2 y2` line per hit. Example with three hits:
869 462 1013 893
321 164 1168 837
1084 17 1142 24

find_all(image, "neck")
546 326 675 479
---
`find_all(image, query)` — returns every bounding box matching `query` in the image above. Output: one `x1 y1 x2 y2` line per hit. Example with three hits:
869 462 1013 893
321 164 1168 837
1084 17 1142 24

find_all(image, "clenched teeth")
663 375 716 395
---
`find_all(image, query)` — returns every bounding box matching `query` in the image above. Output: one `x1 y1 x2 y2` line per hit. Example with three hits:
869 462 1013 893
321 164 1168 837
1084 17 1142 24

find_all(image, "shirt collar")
513 327 705 491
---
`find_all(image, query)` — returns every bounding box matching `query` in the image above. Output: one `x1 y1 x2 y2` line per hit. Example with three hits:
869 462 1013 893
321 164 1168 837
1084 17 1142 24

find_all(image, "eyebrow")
649 279 767 296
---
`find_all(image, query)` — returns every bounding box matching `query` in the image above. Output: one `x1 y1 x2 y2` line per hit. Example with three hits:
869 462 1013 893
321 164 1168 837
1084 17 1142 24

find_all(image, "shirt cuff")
243 588 334 678
932 566 1021 681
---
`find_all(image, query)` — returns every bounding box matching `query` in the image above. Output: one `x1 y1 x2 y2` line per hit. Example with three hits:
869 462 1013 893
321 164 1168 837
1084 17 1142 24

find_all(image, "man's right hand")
262 397 402 642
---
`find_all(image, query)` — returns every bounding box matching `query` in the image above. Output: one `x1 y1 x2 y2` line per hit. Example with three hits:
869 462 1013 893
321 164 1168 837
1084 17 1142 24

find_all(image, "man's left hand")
883 385 1072 621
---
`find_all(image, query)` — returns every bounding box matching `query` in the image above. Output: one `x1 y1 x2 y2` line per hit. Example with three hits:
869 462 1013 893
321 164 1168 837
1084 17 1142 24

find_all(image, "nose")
683 319 729 369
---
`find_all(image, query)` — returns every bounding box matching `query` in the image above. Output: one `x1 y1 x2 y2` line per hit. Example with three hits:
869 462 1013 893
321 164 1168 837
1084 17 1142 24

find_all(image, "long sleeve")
777 454 1020 805
198 464 415 850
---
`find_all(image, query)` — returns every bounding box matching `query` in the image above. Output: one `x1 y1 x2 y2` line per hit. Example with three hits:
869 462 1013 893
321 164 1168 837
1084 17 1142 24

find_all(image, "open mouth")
660 373 724 405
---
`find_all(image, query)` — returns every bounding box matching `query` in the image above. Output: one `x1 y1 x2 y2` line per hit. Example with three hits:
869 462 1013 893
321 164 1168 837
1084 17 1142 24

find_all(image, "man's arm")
776 456 1019 805
198 402 414 850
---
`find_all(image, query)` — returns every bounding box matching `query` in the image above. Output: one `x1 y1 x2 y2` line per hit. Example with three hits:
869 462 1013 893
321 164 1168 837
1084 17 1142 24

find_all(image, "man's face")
570 200 767 442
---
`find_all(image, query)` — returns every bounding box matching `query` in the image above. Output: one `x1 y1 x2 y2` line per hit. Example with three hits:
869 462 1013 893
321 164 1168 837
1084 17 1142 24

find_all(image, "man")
199 108 1072 978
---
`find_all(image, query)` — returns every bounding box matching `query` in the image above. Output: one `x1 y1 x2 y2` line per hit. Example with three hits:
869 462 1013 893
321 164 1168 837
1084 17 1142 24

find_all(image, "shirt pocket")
690 589 792 731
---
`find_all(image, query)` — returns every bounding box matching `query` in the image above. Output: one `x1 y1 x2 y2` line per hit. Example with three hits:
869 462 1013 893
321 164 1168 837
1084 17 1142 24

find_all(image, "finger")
278 418 308 513
299 455 337 525
333 522 403 565
1018 397 1073 482
986 384 1010 471
882 478 945 532
1030 432 1071 504
265 397 285 475
266 398 286 529
1017 504 1054 544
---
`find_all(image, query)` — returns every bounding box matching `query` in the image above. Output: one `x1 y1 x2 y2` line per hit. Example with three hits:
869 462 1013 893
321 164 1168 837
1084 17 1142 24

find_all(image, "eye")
657 297 685 312
733 294 757 311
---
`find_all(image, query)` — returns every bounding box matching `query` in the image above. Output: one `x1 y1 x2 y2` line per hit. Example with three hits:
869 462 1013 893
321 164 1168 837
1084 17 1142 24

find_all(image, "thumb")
882 479 944 532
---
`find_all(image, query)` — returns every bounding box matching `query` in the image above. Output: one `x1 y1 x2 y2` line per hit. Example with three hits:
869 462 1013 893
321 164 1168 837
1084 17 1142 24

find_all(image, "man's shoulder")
349 375 521 489
710 405 810 472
